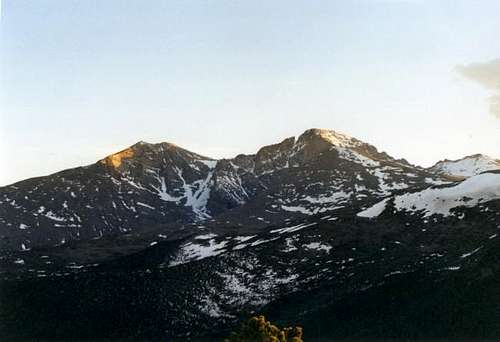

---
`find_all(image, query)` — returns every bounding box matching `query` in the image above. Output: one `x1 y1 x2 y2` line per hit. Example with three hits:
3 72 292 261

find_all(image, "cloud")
456 58 500 118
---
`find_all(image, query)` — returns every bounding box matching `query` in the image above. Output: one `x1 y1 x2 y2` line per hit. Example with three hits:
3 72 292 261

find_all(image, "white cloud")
457 59 500 118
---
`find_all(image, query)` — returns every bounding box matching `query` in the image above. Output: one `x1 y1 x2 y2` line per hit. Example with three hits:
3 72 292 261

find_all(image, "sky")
1 0 500 186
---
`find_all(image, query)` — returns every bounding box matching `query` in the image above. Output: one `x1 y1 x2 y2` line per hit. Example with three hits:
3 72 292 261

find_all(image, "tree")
225 315 303 342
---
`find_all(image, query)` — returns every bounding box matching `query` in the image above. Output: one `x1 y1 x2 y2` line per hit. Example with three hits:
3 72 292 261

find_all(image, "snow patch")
195 233 218 240
270 222 318 234
137 202 155 210
170 239 228 266
45 211 66 222
233 235 256 242
357 198 390 218
303 242 332 253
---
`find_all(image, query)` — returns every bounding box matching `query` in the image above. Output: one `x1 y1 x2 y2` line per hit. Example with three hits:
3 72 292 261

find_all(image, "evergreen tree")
225 315 303 342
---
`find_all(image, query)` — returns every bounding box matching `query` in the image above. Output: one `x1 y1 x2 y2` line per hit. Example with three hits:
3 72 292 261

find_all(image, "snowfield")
430 154 500 178
357 198 391 218
358 172 500 218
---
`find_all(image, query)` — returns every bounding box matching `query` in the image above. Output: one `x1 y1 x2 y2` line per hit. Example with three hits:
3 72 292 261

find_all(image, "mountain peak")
298 128 362 148
99 140 208 170
102 146 136 168
133 140 149 146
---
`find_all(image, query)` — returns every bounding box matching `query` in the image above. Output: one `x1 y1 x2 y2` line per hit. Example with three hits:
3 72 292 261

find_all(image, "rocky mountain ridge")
0 128 452 251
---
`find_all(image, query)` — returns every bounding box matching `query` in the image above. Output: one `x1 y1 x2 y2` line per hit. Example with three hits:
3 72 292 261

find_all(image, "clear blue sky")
1 0 500 185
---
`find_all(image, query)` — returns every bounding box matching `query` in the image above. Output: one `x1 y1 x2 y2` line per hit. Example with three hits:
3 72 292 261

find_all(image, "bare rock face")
254 137 296 174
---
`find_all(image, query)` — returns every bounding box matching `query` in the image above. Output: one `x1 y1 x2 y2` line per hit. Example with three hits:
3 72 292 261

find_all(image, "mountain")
0 128 447 252
428 153 500 178
1 128 499 341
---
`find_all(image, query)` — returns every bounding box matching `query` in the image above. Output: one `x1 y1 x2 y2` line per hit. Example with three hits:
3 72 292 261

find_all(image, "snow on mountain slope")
0 128 448 251
358 172 500 218
357 198 390 218
429 154 500 178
